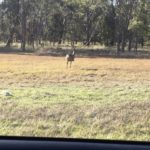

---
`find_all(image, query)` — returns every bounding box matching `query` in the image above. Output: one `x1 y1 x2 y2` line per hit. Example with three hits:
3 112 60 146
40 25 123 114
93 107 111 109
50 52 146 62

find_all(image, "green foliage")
0 0 149 50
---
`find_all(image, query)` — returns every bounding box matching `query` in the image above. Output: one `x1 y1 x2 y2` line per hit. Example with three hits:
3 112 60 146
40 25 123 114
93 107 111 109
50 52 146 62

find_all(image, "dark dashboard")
0 136 150 150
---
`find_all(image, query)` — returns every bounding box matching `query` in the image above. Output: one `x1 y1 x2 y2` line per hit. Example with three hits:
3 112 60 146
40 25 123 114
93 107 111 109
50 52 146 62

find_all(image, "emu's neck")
72 51 75 56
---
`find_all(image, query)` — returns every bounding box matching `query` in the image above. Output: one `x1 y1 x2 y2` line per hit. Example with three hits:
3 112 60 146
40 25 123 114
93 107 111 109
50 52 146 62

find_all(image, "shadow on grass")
37 47 150 59
0 46 150 59
0 46 34 55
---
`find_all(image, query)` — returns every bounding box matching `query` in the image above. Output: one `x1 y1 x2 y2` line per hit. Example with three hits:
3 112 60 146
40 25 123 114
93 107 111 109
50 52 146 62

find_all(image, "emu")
66 51 75 68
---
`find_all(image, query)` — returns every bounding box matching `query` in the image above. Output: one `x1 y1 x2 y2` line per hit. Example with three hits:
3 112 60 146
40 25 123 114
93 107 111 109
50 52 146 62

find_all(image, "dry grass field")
0 53 150 141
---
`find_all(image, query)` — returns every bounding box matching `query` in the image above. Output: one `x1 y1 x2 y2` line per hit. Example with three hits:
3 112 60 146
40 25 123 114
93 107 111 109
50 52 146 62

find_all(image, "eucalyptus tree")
0 0 149 52
0 0 20 47
76 0 109 46
128 0 149 51
115 0 149 52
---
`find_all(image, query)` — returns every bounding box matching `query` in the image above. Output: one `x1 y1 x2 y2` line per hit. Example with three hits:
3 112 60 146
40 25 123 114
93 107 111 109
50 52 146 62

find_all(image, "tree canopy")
0 0 149 52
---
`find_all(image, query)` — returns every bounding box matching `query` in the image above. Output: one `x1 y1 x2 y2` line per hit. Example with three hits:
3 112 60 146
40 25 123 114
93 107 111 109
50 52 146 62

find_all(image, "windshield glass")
0 0 150 141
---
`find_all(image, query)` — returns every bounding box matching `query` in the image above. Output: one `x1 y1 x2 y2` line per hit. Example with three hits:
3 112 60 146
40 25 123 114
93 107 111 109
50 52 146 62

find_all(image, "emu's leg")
70 61 72 68
66 61 68 68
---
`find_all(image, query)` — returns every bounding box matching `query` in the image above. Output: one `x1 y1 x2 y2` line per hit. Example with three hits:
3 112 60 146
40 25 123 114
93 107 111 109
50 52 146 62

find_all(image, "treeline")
0 0 149 52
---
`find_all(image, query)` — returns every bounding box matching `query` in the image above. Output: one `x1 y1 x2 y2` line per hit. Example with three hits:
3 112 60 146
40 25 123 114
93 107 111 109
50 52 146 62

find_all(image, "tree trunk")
6 29 14 47
117 42 121 54
134 37 138 52
58 18 65 45
86 9 91 46
121 39 125 52
21 0 27 51
140 37 144 48
128 31 132 52
58 39 62 45
128 39 132 52
32 41 35 49
121 32 126 52
117 33 121 54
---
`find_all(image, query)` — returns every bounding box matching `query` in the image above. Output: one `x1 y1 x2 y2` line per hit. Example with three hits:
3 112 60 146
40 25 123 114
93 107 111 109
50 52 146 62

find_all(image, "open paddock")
0 53 150 140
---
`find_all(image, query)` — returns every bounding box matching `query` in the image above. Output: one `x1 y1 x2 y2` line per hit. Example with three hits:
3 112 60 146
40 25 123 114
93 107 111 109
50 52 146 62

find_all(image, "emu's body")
66 51 75 68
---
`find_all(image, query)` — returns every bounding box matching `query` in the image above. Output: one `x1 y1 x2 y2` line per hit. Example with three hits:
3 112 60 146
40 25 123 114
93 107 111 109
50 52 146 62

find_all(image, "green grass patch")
0 84 150 141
